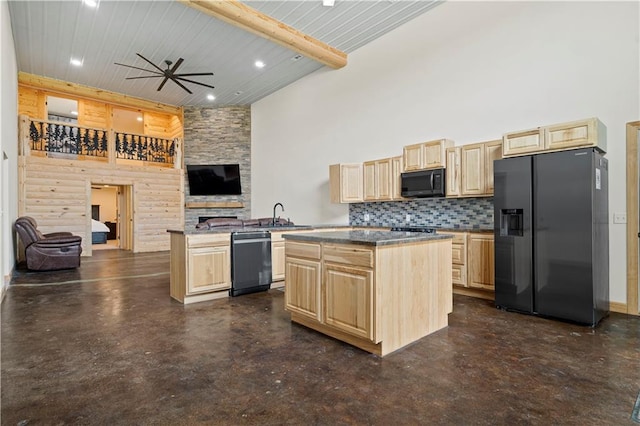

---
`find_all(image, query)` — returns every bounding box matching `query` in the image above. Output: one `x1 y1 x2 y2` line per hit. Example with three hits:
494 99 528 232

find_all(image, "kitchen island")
283 230 453 356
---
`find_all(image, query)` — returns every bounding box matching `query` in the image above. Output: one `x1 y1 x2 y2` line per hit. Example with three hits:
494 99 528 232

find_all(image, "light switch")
613 213 627 224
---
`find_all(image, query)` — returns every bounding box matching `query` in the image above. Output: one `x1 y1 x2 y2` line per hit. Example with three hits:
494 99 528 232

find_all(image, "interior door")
118 185 133 250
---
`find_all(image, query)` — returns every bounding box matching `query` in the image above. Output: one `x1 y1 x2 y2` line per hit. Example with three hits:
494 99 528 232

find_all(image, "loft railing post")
173 138 182 169
18 115 31 156
108 129 116 165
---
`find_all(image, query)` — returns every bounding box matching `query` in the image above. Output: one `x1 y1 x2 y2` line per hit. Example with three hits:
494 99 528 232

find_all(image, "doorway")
90 184 133 252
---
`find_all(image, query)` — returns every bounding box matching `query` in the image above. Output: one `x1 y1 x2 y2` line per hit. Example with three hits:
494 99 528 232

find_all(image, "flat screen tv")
186 164 242 195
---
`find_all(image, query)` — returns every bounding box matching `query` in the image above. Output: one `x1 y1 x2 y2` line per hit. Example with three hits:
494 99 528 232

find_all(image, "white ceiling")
8 0 441 107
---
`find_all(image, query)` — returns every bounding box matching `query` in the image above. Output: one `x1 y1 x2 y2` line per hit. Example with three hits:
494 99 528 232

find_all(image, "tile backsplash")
349 197 494 228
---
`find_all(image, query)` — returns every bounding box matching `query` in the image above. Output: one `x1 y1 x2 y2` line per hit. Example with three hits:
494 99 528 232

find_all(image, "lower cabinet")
170 232 231 304
324 263 374 340
271 240 285 282
188 246 230 293
285 256 322 322
445 231 494 292
467 233 495 290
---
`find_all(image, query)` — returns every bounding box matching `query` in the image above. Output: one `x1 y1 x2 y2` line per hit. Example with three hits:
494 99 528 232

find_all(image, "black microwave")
401 168 446 198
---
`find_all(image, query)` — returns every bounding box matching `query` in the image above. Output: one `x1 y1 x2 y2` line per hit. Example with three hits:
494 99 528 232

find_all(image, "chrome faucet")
272 203 284 226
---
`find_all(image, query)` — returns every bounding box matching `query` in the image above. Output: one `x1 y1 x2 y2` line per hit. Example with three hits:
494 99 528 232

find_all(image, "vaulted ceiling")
8 0 441 107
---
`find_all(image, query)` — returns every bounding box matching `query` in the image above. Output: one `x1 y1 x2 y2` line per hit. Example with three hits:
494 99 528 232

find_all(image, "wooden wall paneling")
18 86 45 119
78 99 109 129
144 111 172 138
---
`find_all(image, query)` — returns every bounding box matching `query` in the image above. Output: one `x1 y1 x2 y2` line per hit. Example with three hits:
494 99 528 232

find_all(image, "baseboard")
453 286 495 301
609 301 629 314
1 271 12 304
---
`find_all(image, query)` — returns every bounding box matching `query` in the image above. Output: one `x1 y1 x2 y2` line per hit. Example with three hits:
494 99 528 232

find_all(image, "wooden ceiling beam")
178 0 347 69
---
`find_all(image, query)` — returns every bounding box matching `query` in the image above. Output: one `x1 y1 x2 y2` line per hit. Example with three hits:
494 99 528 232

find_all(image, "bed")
92 219 110 244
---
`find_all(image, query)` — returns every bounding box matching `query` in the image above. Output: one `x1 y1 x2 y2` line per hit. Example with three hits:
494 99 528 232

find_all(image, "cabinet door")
502 128 544 157
544 118 604 152
467 234 495 290
187 246 231 294
391 156 404 200
324 263 374 341
285 257 322 322
484 140 502 195
363 161 377 201
329 163 363 203
375 158 392 201
272 241 285 281
461 143 485 196
445 147 461 197
403 143 423 171
423 139 453 169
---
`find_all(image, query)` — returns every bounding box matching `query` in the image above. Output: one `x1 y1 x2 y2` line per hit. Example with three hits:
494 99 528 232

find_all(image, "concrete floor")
2 250 640 425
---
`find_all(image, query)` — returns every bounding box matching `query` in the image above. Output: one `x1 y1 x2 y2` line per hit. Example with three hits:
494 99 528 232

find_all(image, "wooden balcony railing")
19 115 182 168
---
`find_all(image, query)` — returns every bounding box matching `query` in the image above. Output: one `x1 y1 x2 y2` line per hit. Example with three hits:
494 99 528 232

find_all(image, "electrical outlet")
613 213 627 224
405 214 411 223
364 213 370 222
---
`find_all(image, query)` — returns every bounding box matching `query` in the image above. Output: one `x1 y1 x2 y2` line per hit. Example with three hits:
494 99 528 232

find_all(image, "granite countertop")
167 224 493 235
283 230 452 247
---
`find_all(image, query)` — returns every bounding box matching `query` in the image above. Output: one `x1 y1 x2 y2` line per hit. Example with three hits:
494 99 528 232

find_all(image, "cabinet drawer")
502 128 544 157
452 243 466 265
286 241 321 260
445 232 466 244
187 233 230 248
323 244 374 268
452 264 467 287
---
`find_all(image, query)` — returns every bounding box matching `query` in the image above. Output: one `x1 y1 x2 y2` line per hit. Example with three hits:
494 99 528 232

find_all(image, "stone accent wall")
349 197 494 228
183 106 251 229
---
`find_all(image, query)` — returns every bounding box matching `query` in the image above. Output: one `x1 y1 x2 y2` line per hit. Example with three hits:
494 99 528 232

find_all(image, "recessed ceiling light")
323 0 335 6
70 111 78 116
83 0 99 8
136 116 143 122
70 58 83 67
206 94 215 101
254 60 265 69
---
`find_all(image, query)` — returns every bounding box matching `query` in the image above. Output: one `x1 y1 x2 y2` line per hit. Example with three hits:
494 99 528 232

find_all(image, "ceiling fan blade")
114 62 163 75
125 75 163 80
175 76 215 90
136 53 165 73
170 78 193 94
173 72 214 77
157 76 171 92
169 58 184 75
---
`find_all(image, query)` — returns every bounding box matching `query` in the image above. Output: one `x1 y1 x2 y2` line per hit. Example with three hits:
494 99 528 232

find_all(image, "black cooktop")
390 226 437 233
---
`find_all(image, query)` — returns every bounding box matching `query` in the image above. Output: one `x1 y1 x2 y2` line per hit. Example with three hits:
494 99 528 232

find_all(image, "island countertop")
283 229 452 246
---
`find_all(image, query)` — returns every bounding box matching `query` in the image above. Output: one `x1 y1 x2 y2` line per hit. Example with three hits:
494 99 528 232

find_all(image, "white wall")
91 187 118 223
252 1 639 305
0 0 18 296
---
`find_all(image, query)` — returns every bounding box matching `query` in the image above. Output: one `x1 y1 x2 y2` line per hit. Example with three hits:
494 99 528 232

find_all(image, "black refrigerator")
494 148 609 326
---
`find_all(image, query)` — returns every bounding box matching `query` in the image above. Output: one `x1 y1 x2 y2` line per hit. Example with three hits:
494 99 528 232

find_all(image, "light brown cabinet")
170 232 231 304
503 118 606 158
467 233 495 291
285 235 452 356
446 140 502 198
391 155 404 200
329 163 363 203
403 139 454 171
271 241 285 282
444 232 494 292
445 147 461 197
363 158 392 202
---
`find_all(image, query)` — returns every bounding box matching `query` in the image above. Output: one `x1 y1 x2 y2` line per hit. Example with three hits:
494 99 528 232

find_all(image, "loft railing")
19 115 181 168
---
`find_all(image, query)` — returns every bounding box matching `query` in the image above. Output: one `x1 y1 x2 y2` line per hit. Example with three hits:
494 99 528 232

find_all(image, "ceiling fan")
114 53 214 94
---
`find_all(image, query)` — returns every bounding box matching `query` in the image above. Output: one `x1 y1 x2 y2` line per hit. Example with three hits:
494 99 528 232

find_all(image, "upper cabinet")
390 156 404 201
363 158 392 202
446 140 502 198
503 118 606 158
403 139 454 172
329 163 363 204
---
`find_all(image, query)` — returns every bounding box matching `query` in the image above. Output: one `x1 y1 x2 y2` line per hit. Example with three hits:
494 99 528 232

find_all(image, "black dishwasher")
230 231 272 296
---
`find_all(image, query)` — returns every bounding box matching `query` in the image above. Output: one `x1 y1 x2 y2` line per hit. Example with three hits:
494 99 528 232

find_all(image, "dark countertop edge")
167 225 493 235
283 231 453 247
